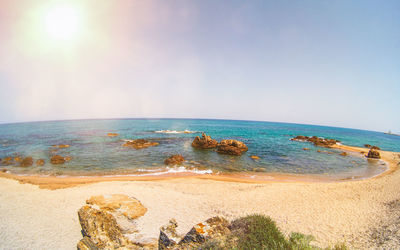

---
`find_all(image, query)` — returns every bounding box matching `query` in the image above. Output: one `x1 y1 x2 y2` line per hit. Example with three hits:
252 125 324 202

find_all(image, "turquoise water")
0 119 398 178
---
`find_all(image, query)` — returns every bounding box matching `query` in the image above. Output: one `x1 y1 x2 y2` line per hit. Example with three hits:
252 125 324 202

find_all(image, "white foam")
154 130 199 134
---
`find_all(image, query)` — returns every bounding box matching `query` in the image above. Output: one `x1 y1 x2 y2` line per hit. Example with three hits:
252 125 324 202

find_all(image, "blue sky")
0 0 399 132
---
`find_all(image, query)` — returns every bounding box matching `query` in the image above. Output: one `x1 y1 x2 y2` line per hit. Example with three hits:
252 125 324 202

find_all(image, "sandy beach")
1 145 399 249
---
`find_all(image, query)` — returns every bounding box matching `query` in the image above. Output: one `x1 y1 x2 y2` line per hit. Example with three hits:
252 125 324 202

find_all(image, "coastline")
0 144 397 190
0 144 399 249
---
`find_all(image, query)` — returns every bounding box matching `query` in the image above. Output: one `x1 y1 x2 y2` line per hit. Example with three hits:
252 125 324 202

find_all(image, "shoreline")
0 144 398 190
0 144 399 249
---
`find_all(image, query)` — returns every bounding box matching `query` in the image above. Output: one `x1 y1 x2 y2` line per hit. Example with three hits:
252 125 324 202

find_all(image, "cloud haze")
0 0 399 133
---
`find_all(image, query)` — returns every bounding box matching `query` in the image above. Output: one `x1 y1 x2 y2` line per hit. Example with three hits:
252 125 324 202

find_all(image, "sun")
42 4 82 41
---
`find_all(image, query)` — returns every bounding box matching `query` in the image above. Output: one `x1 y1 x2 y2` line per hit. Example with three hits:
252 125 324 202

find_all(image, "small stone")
51 155 66 164
164 155 185 165
303 148 310 151
52 144 70 148
340 152 348 156
36 159 45 166
250 155 260 160
107 133 119 137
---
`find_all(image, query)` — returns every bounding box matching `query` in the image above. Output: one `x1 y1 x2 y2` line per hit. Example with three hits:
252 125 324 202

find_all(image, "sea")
0 118 399 180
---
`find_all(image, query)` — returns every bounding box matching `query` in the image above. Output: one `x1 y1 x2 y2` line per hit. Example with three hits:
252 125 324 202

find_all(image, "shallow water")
0 119 398 179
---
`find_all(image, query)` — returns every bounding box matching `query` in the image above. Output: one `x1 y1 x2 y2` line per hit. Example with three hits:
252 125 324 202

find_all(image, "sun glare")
43 4 82 41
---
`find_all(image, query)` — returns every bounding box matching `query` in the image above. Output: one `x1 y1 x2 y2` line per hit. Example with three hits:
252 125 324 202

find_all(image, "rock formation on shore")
291 135 340 148
217 139 248 156
164 155 185 165
122 139 159 149
77 194 150 249
367 149 381 159
192 133 218 149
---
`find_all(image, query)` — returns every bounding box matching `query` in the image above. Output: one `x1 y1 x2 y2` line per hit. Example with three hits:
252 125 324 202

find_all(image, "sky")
0 0 399 132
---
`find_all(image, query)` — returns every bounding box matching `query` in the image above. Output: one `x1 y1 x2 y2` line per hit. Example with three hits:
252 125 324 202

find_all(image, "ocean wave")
110 166 213 177
154 130 199 134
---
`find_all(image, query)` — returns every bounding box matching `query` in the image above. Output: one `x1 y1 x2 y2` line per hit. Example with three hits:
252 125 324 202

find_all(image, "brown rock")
364 144 372 148
291 135 340 148
20 157 33 167
217 139 248 156
36 159 45 166
78 206 133 249
122 139 159 149
371 146 381 150
2 157 13 165
180 216 230 244
191 133 218 149
77 236 98 250
107 133 119 137
367 149 381 159
64 156 72 162
86 194 147 220
51 155 66 164
52 144 70 148
339 152 348 156
303 148 310 151
164 155 185 165
14 156 22 162
250 155 260 160
159 219 180 249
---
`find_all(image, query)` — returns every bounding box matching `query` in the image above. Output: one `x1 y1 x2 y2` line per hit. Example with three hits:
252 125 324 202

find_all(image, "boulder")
78 206 133 249
77 236 98 250
217 140 248 156
122 139 159 149
50 155 66 164
164 155 185 165
180 216 230 244
159 219 180 249
20 157 33 167
86 194 147 220
367 149 381 159
107 133 119 137
192 133 218 149
36 159 45 166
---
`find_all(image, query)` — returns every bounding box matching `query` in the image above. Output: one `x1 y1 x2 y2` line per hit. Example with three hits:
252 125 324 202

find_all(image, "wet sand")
0 144 399 249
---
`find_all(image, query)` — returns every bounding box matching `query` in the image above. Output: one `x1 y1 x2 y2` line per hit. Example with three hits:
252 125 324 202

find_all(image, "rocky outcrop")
291 135 340 148
159 219 180 249
107 133 119 137
20 157 33 167
77 195 149 249
50 155 66 164
36 159 45 166
122 139 159 149
367 149 381 159
192 133 218 149
86 194 147 220
158 216 231 249
181 216 230 244
164 155 185 165
217 140 248 156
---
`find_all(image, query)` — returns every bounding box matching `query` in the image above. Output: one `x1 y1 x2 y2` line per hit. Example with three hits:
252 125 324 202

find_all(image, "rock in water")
107 133 119 137
36 159 45 166
20 157 33 167
180 216 230 244
164 155 185 165
50 155 65 164
367 149 381 159
291 135 340 148
217 140 248 156
192 133 218 149
122 139 159 149
86 194 147 220
159 219 180 249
